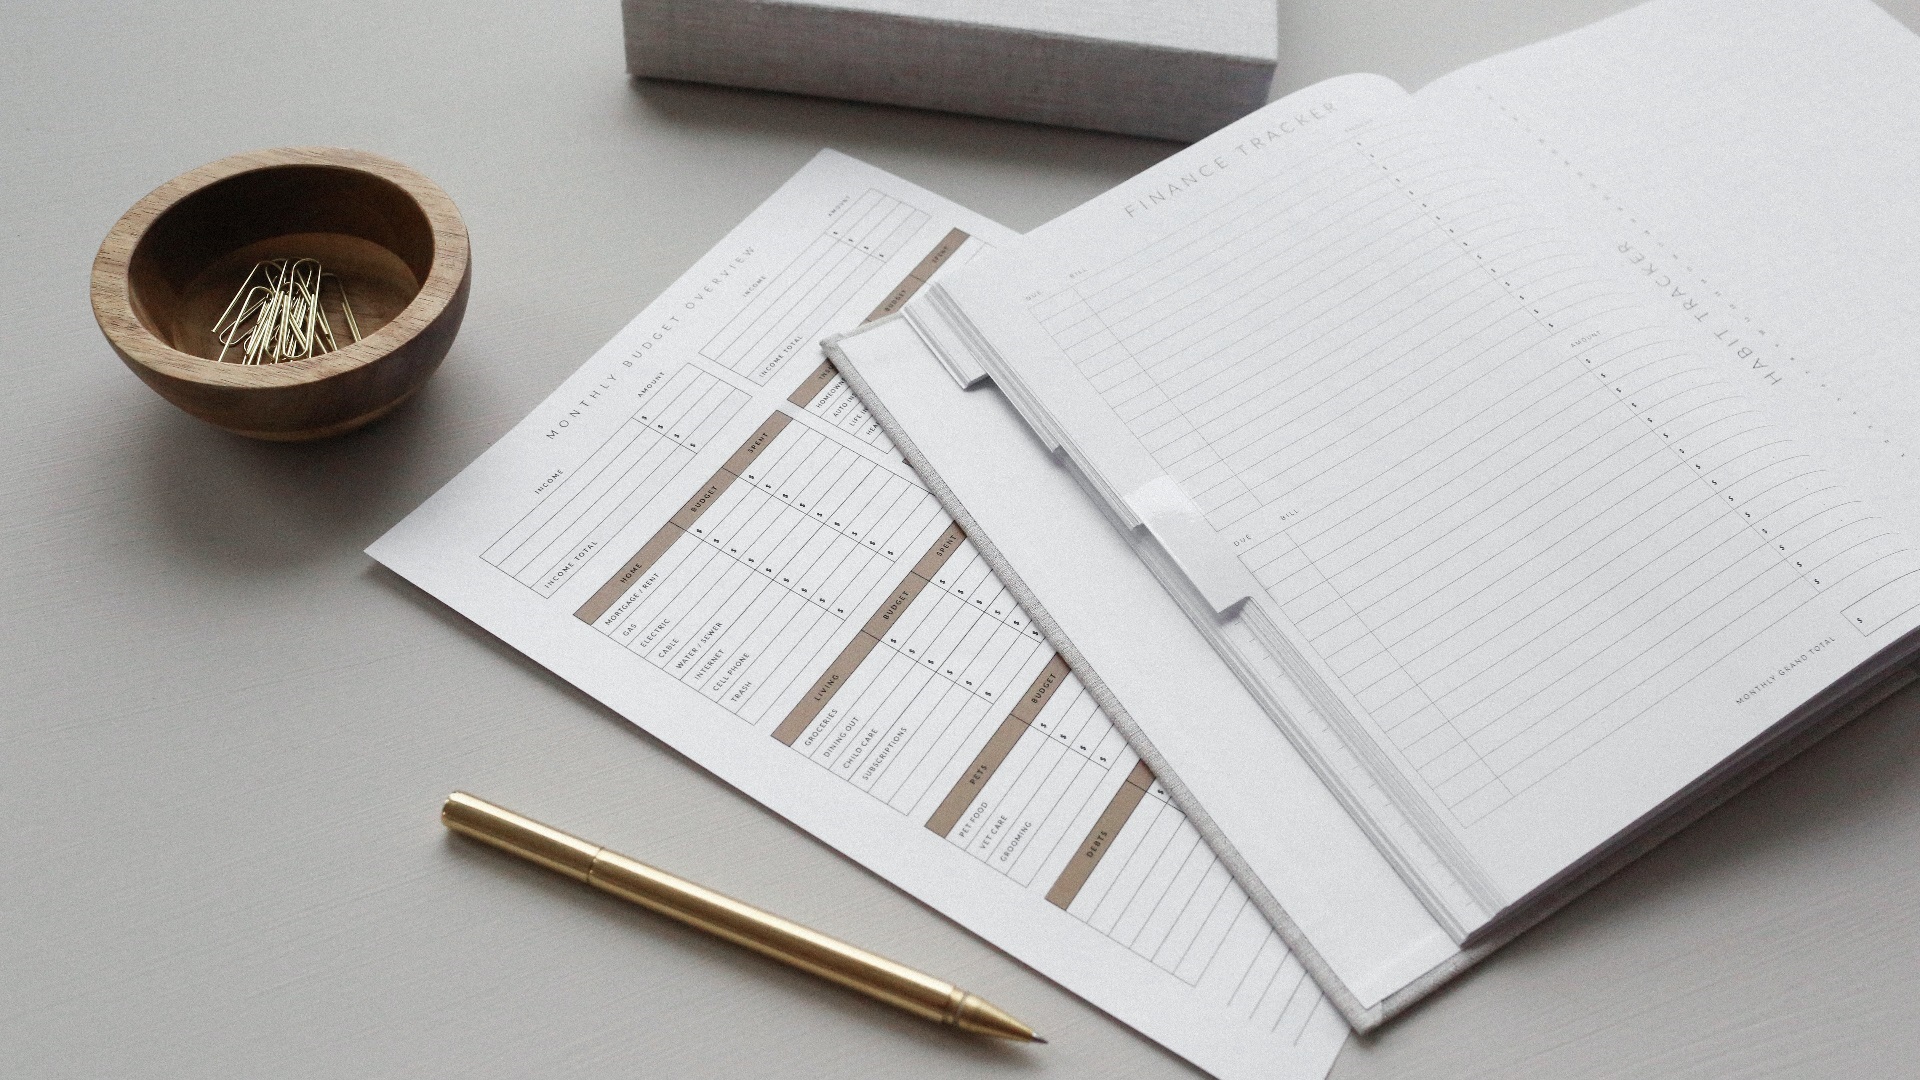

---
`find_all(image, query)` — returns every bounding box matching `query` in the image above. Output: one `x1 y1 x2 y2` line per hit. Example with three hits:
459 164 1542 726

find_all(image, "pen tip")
1030 1035 1048 1044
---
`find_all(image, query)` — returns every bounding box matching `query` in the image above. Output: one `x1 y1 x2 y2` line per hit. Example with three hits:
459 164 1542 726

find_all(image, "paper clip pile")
210 258 362 364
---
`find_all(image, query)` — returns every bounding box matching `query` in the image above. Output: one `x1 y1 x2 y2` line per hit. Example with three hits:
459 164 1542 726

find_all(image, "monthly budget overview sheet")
368 151 1348 1080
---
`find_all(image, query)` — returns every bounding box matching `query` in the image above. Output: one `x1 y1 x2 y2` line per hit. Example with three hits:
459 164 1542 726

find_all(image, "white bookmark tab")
1123 476 1260 615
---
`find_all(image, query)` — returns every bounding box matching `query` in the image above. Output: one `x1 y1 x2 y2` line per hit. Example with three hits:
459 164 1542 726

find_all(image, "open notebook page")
921 56 1920 938
369 151 1348 1080
1419 0 1920 537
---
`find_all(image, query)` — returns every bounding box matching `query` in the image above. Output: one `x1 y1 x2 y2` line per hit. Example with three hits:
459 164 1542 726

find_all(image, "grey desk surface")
6 1 1920 1077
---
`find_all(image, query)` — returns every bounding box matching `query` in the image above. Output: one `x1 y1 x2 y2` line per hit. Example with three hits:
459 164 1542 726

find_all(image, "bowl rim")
89 146 470 389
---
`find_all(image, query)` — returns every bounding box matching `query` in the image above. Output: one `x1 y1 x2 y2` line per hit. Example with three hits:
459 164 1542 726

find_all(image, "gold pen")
441 792 1046 1044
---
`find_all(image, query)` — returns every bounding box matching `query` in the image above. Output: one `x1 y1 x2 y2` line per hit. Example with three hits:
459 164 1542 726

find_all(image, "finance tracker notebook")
370 152 1349 1080
828 0 1920 1030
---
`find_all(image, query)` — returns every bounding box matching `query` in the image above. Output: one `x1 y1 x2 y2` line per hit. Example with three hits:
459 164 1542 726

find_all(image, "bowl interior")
125 165 434 363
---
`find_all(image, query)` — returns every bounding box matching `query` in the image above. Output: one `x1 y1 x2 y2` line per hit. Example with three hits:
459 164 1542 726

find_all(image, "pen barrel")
442 793 997 1032
585 849 961 1025
443 791 600 882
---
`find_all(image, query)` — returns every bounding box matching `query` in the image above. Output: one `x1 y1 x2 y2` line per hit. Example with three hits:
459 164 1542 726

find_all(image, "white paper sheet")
368 150 1348 1080
917 8 1920 937
832 0 1920 1020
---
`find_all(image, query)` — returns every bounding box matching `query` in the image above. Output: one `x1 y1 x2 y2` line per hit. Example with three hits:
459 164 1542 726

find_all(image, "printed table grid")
547 201 1328 1023
701 189 931 384
758 525 1308 1015
794 362 898 452
1027 112 1920 825
483 367 747 595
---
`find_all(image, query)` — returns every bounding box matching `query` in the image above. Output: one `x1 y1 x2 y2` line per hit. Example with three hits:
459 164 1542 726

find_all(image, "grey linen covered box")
623 0 1278 142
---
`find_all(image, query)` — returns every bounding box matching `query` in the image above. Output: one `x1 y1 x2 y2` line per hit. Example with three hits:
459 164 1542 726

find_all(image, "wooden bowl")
91 147 471 441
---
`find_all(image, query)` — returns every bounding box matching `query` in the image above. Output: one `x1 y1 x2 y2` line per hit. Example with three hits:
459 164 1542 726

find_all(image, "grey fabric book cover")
622 0 1277 141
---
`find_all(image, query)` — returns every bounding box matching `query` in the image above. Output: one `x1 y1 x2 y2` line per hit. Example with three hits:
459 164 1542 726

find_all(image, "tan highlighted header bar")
574 522 687 625
1010 655 1070 725
786 359 838 409
923 655 1073 838
864 228 970 322
1045 760 1155 910
925 714 1028 838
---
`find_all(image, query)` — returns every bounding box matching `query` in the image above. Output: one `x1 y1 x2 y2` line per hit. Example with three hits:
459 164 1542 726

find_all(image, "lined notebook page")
949 92 1920 921
1419 0 1920 540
